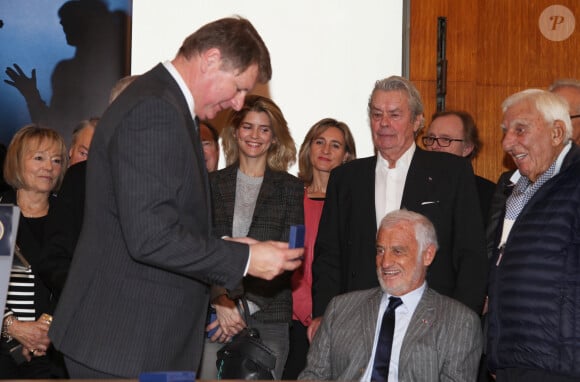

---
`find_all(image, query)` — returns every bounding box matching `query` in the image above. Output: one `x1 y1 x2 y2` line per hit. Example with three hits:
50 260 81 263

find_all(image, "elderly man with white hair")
300 209 482 381
487 89 580 381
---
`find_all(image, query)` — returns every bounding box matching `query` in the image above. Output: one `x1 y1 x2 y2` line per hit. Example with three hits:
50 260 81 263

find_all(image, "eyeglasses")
571 114 580 119
421 136 464 147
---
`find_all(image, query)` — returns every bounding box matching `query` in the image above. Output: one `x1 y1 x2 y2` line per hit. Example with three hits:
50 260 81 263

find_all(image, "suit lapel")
360 157 378 231
399 288 437 370
157 64 211 226
360 289 383 364
401 148 433 210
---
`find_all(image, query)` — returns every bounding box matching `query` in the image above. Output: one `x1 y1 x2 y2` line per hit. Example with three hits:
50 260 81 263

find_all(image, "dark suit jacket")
476 175 496 228
49 64 249 377
312 148 487 316
300 287 483 381
39 161 86 299
209 164 304 323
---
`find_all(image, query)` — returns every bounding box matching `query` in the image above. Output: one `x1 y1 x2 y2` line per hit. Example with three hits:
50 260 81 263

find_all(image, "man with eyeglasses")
549 79 580 144
309 76 487 343
422 110 496 225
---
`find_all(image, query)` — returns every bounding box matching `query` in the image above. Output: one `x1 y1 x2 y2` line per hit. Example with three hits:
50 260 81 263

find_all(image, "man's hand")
247 240 303 280
307 317 322 343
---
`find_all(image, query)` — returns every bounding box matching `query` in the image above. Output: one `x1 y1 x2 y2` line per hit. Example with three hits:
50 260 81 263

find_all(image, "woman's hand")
8 316 51 360
208 295 246 343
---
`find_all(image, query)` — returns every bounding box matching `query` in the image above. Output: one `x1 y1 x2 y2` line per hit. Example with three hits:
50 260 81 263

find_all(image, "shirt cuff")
244 246 251 276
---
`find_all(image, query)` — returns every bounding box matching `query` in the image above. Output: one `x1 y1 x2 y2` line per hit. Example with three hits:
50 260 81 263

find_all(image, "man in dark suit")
300 210 482 381
309 76 487 340
48 17 303 378
422 110 496 225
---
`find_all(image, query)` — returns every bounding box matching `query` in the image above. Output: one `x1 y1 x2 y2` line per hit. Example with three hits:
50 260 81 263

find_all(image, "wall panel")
411 0 580 181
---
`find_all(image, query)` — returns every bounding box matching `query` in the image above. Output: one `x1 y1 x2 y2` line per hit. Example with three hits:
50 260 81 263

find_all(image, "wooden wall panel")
410 0 580 182
409 2 443 81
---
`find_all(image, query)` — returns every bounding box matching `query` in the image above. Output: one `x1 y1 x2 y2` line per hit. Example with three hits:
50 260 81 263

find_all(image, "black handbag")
216 298 276 380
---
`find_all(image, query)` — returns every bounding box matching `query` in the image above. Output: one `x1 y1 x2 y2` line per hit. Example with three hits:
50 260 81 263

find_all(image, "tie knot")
388 296 403 311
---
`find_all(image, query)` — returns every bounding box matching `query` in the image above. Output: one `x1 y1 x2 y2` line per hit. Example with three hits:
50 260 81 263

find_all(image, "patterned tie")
505 161 557 221
504 176 531 220
371 296 403 382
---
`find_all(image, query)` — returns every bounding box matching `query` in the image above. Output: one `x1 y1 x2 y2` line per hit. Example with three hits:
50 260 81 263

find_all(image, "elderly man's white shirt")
375 144 416 229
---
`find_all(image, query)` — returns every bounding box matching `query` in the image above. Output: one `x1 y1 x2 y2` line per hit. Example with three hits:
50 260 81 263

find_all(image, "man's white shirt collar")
163 60 196 120
376 142 416 170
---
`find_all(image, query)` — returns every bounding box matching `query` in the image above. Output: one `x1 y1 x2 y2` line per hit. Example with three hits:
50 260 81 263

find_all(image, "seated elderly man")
299 209 482 381
487 89 580 381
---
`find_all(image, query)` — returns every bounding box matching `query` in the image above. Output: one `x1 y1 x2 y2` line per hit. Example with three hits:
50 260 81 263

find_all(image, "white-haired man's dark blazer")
299 287 482 381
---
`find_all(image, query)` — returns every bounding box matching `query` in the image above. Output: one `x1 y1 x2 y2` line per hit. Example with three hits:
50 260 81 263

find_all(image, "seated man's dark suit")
313 148 487 316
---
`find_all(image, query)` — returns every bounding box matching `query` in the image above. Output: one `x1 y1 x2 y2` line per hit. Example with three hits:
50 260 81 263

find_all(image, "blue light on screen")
0 0 131 145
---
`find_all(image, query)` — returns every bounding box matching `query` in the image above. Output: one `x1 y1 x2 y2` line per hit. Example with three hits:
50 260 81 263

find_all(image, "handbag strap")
237 296 255 330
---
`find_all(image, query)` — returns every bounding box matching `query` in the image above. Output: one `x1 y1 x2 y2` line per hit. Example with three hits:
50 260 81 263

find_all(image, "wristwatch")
2 315 16 341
